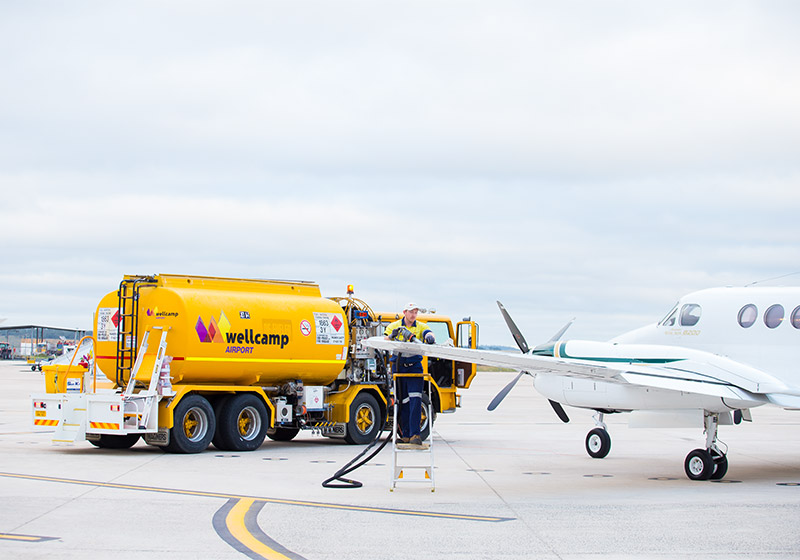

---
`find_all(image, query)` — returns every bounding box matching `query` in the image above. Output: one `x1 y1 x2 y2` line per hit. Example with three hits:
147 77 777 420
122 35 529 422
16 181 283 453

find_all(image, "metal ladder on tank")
115 276 157 388
390 373 435 492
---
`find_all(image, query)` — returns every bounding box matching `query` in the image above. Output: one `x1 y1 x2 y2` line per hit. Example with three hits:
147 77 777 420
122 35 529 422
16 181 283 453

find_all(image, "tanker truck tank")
94 274 349 388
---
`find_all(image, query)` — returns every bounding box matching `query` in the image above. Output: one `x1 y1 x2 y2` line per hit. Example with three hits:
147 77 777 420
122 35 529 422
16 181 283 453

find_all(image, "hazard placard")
97 308 119 342
313 312 345 345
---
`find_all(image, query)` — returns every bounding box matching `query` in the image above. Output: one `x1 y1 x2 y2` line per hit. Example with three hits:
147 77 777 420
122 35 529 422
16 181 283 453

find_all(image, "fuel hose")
322 422 392 489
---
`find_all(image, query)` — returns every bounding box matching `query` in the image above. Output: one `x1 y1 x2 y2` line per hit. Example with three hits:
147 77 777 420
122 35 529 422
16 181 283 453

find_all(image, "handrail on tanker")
62 335 94 393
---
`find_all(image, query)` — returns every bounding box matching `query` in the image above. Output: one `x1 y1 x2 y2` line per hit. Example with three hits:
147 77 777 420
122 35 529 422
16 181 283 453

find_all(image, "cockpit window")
738 304 757 328
764 304 784 329
679 304 701 327
792 306 800 329
659 304 678 327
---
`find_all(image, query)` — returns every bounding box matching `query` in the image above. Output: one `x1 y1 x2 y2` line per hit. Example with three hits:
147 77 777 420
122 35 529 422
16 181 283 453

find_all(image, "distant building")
0 325 91 358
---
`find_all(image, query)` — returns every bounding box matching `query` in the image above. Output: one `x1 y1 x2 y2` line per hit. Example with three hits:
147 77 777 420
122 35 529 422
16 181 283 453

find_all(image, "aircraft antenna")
747 272 800 286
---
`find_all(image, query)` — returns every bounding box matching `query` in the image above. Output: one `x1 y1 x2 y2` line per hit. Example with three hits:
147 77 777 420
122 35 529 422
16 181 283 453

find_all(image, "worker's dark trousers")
398 375 423 439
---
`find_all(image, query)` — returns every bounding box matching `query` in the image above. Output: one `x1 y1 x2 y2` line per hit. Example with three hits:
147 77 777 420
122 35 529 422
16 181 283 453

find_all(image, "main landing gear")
585 412 611 459
684 412 728 481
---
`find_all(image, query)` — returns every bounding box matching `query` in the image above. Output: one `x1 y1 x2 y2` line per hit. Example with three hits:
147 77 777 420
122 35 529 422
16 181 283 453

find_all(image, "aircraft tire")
685 448 714 480
709 453 728 480
585 428 611 459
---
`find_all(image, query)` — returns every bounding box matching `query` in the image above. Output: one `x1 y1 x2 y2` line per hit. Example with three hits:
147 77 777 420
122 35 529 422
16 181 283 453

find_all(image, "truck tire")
164 394 215 454
214 394 268 452
344 392 382 445
89 434 141 449
267 427 300 441
211 396 231 450
420 394 435 442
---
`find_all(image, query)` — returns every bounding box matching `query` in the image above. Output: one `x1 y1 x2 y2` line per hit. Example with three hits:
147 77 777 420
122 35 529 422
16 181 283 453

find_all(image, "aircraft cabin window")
679 304 701 327
791 306 800 329
738 304 757 328
764 304 784 329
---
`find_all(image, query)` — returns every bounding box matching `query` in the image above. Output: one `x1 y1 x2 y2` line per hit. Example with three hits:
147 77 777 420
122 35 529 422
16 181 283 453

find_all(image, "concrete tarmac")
1 360 799 559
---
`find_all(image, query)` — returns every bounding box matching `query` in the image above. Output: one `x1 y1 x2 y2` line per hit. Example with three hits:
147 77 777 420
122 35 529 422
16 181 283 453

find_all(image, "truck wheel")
344 392 382 445
164 394 215 454
89 434 141 449
215 394 268 452
420 394 435 441
267 427 300 441
211 396 231 450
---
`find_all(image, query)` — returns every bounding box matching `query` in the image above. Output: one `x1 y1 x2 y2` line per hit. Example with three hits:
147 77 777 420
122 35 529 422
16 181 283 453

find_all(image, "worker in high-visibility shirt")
384 303 435 447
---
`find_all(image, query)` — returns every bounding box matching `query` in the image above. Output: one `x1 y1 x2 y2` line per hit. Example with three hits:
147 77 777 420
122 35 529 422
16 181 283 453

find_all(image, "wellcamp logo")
147 307 179 318
196 311 290 349
225 330 289 349
195 311 231 343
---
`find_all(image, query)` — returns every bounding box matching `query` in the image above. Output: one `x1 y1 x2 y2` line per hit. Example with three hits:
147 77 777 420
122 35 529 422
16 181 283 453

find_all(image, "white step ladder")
49 327 170 444
390 374 435 492
122 327 170 431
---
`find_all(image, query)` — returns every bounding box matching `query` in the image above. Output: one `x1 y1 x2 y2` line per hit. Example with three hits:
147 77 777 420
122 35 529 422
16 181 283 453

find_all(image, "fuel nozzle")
390 327 416 342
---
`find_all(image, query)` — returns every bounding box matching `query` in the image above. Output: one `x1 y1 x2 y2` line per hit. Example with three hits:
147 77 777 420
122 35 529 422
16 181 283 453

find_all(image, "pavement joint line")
0 471 514 523
437 433 562 558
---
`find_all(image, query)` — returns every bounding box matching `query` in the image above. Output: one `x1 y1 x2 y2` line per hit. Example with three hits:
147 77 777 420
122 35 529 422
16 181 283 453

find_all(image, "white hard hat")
403 302 420 312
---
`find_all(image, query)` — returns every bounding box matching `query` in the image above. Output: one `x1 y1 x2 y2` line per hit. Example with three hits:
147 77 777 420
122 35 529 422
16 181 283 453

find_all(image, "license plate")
144 429 169 446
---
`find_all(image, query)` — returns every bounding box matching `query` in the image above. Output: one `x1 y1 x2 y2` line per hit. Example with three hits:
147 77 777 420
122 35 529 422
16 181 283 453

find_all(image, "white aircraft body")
363 286 800 480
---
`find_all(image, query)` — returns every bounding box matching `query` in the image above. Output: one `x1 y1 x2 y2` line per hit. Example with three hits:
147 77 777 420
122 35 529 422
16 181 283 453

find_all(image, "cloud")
1 2 799 343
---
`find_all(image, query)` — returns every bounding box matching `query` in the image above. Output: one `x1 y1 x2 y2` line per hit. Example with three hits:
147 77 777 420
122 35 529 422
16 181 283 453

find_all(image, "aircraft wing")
362 337 800 405
363 337 611 377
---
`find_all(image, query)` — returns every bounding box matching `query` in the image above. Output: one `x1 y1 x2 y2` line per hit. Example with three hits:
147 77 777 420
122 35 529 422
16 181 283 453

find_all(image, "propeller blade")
495 300 570 423
549 400 570 423
487 370 525 411
496 301 530 354
547 318 575 343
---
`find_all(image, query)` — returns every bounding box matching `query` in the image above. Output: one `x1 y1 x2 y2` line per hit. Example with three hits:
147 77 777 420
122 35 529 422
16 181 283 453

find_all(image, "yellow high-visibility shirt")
384 319 431 342
384 319 432 373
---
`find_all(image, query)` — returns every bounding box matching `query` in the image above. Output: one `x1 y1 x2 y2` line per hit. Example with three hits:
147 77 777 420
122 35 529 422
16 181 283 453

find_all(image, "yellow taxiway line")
0 532 57 542
213 497 306 560
1 471 512 558
0 471 511 523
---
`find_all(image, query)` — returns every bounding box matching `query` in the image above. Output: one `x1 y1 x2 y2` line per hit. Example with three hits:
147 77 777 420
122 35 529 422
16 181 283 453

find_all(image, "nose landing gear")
585 412 611 459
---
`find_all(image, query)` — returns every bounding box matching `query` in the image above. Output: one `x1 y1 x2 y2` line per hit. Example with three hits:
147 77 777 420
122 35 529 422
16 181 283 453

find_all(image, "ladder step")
395 443 430 451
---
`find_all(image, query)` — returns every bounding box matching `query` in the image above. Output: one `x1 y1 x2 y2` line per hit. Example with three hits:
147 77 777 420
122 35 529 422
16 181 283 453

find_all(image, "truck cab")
374 311 479 414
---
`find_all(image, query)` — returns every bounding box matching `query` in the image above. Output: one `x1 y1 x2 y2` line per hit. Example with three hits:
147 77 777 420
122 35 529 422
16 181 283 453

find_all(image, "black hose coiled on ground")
322 423 392 489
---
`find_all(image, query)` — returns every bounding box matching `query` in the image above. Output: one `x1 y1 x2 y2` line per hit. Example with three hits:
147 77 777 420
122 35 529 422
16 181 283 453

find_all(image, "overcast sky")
2 1 799 346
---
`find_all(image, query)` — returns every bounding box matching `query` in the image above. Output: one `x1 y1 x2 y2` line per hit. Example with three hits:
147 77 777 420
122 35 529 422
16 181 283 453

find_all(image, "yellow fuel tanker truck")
31 274 479 453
